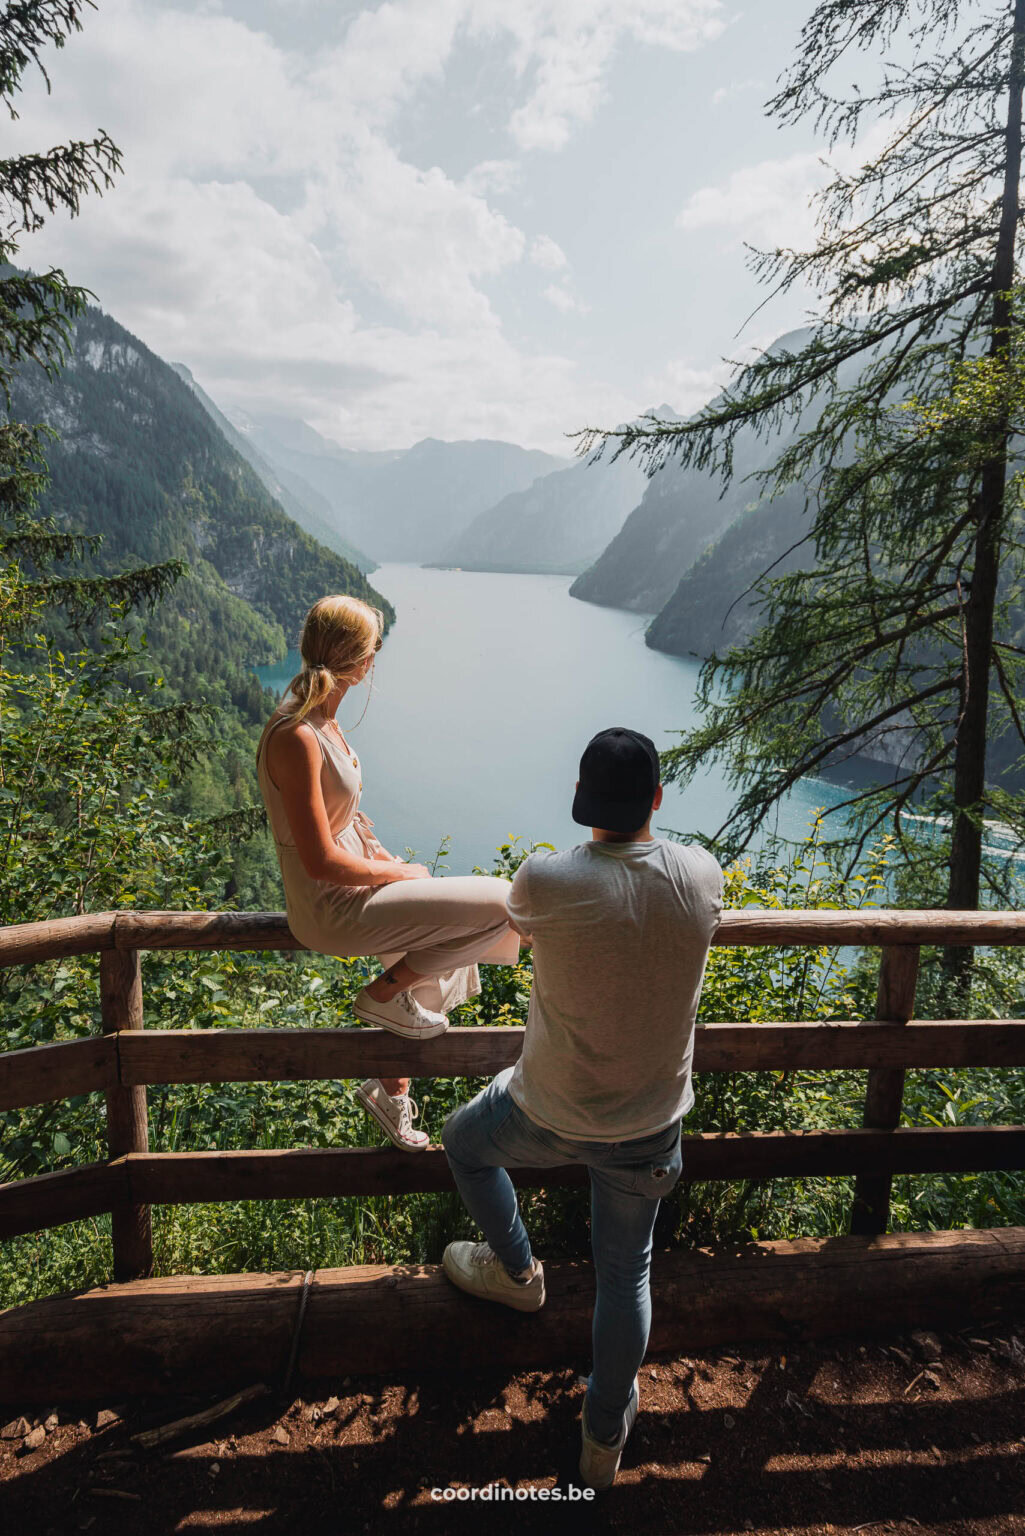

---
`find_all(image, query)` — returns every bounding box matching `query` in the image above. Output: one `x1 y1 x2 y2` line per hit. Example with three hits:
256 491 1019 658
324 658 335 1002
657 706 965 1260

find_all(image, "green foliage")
3 290 400 905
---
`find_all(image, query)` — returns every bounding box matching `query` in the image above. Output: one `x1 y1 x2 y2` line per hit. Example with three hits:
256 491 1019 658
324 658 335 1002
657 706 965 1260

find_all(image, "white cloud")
462 159 522 196
530 235 569 271
675 118 900 252
543 282 589 314
312 1 463 131
642 358 732 415
310 139 527 329
492 0 727 151
8 0 728 450
712 77 764 106
530 236 587 316
677 149 828 249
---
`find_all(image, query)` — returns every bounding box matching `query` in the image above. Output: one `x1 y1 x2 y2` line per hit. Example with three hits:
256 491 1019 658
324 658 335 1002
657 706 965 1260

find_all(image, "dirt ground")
3 1321 1025 1536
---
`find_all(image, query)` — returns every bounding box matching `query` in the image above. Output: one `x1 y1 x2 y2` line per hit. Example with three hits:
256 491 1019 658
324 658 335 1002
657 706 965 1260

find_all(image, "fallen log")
3 1227 1025 1404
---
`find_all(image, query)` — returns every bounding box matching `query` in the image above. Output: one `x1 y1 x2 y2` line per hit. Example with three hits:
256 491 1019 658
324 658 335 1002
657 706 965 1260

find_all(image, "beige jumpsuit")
256 703 519 1012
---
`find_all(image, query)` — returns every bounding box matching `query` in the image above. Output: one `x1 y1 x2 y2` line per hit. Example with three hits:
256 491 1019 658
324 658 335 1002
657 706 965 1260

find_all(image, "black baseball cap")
571 727 661 835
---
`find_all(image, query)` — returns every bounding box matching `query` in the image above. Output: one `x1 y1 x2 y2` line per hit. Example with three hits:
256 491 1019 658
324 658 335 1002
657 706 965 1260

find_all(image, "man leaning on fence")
440 727 724 1490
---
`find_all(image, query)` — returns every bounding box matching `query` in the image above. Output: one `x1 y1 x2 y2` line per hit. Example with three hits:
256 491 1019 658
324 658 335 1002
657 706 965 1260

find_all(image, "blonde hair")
286 595 384 721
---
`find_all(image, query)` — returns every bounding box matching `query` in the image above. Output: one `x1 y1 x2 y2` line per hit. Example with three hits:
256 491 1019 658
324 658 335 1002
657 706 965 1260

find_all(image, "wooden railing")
3 908 1025 1284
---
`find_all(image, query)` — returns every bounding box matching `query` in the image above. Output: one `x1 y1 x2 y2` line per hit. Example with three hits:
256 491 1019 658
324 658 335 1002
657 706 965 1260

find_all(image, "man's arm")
507 860 533 944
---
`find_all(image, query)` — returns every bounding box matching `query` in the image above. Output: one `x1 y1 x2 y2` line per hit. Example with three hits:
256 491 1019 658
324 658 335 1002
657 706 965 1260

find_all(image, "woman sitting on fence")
256 595 519 1152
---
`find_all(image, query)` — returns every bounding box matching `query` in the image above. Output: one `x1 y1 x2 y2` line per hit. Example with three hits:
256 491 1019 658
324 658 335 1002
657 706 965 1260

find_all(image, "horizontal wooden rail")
5 907 1025 970
118 1127 1025 1204
0 1035 116 1112
6 1229 1025 1403
9 1020 1025 1115
4 907 1025 1274
114 1019 1025 1089
0 911 118 968
5 1125 1025 1240
0 1160 126 1236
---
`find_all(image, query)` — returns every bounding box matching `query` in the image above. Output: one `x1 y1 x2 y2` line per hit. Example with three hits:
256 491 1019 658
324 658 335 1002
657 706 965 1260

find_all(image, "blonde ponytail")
285 595 384 722
288 662 337 722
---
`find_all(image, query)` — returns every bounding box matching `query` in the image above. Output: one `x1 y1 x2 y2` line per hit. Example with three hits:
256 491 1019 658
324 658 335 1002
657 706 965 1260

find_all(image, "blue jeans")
441 1066 683 1445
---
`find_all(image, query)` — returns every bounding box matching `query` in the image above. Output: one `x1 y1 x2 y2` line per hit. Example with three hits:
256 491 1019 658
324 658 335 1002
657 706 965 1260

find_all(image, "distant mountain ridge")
241 413 568 564
433 430 650 577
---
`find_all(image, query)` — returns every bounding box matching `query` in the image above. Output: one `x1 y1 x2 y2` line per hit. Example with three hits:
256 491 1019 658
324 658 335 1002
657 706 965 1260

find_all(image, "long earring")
343 654 375 731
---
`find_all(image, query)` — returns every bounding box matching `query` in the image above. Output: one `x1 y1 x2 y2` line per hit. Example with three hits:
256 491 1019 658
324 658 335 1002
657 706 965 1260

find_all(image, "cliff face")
569 454 762 615
569 417 807 616
433 450 645 575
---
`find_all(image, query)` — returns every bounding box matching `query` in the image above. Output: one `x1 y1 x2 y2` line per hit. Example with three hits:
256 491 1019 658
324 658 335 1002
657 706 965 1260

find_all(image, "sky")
9 0 865 452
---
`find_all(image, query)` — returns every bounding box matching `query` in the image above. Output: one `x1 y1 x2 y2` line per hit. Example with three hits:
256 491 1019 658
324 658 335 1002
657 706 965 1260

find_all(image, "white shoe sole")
352 996 450 1039
442 1248 547 1312
354 1085 429 1152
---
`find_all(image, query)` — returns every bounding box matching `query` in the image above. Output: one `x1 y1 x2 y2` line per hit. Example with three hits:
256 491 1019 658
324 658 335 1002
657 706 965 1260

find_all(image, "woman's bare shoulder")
264 713 321 784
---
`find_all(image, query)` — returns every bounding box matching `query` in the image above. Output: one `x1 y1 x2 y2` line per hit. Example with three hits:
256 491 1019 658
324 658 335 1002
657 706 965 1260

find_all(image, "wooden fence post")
850 944 921 1236
101 947 153 1281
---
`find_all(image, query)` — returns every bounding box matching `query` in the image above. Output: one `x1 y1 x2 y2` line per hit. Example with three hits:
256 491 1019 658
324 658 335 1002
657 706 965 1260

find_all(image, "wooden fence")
4 908 1025 1286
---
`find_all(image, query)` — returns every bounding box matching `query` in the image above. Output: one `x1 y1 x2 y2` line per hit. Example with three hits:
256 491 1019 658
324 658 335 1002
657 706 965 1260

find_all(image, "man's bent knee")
440 1104 466 1156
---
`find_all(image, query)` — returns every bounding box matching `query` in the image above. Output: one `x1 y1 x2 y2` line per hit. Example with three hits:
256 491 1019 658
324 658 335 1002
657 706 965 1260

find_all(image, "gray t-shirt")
506 838 723 1142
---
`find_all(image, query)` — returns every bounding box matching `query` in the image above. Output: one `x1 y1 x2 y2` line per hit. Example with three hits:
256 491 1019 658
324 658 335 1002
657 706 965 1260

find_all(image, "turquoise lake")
256 564 853 875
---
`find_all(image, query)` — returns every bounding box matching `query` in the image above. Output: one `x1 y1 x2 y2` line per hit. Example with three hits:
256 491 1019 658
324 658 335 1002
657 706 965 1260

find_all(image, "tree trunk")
944 0 1025 994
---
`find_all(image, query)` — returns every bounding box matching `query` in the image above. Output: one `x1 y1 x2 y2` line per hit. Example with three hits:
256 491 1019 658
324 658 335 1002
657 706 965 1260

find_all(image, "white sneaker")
579 1376 639 1491
355 1078 430 1152
442 1240 546 1313
352 987 449 1039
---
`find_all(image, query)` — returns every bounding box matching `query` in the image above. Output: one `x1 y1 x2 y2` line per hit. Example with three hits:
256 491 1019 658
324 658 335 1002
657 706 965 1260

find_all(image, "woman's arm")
265 724 429 886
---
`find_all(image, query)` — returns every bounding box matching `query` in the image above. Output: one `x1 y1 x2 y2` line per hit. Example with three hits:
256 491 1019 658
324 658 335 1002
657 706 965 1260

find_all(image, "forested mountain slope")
6 302 393 905
245 414 568 564
434 437 647 576
9 303 392 711
171 364 375 574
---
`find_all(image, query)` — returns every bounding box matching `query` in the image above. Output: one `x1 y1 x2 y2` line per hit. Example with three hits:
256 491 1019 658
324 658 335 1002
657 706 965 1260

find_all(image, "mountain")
635 323 932 658
645 487 807 657
170 365 376 574
244 414 568 563
432 439 648 576
9 303 393 718
569 334 817 615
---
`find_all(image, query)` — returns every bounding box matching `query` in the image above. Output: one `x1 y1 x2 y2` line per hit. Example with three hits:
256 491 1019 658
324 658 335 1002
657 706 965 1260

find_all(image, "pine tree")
581 1 1025 972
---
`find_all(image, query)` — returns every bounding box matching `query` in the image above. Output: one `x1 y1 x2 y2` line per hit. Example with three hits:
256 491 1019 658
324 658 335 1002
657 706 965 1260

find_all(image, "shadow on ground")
4 1324 1025 1535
